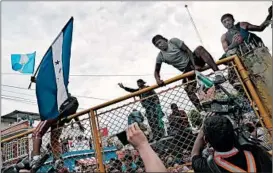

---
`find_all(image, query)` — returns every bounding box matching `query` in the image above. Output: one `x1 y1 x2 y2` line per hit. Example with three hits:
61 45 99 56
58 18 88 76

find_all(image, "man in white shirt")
152 35 225 111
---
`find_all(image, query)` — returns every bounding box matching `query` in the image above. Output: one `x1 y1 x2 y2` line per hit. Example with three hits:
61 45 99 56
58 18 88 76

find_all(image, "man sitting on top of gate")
191 116 272 173
220 6 272 116
152 35 226 112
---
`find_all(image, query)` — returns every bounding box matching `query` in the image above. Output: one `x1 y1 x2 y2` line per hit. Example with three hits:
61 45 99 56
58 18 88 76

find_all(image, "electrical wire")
2 89 36 97
1 73 175 77
2 95 86 110
2 84 109 101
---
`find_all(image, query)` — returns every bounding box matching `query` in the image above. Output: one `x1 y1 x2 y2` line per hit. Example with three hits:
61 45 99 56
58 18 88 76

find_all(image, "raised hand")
118 83 125 89
126 123 149 150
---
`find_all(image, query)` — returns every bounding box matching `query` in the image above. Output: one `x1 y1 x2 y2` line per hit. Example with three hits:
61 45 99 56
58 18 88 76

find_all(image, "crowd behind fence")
1 55 272 172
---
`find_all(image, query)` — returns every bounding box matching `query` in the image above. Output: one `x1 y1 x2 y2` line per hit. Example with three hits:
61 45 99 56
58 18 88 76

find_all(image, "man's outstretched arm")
118 83 139 93
241 8 272 32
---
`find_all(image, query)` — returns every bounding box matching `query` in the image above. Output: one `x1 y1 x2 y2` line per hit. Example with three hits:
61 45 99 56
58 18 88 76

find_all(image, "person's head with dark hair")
152 34 169 51
203 116 235 152
221 13 235 29
171 103 179 112
137 79 146 88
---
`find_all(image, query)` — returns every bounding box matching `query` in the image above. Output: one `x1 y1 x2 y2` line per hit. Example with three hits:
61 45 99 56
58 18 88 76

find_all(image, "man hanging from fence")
28 17 85 172
118 79 165 141
152 35 226 112
220 6 272 116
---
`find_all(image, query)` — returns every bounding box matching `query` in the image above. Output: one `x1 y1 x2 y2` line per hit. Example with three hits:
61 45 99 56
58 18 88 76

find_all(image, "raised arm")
240 8 272 32
191 128 206 158
118 83 139 93
124 87 139 93
241 21 271 32
127 123 167 172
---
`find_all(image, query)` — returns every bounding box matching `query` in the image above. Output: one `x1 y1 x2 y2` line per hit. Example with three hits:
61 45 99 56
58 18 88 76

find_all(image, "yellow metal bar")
90 110 105 173
91 56 235 110
1 55 235 144
1 128 35 143
59 56 235 118
234 56 272 134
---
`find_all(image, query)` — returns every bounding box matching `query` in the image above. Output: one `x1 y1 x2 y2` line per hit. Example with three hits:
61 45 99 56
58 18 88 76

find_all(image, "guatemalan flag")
36 17 73 121
11 51 36 74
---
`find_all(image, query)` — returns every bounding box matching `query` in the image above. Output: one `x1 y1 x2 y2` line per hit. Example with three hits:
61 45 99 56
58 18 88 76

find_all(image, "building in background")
1 110 40 131
1 110 40 167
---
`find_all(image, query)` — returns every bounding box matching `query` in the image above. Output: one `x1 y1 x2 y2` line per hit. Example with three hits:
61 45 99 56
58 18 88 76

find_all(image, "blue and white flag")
11 51 36 74
36 17 73 121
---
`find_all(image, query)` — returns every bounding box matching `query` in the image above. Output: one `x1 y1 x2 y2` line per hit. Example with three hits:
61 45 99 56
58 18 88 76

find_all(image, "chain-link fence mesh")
1 57 272 173
1 114 102 172
95 61 272 172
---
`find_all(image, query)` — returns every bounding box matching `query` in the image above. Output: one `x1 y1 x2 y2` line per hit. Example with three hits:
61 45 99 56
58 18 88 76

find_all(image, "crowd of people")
17 4 272 173
113 8 273 173
104 150 191 173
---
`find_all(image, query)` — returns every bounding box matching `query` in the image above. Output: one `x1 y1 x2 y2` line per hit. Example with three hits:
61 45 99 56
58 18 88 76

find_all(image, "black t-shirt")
192 145 272 173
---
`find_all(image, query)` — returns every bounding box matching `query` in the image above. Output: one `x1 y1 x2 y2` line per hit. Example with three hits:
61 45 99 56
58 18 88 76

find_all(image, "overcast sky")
1 1 272 116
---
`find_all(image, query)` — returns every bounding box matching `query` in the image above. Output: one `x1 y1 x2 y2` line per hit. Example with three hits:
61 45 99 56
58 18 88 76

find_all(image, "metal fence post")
234 55 272 135
89 109 105 172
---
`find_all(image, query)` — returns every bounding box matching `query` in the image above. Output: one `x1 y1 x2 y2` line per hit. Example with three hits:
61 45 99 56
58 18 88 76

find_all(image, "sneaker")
214 74 226 84
31 153 50 172
30 155 42 169
54 159 64 171
214 71 226 84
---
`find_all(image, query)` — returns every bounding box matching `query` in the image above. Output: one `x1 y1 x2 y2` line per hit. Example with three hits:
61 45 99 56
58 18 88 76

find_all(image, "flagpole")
184 5 204 47
28 17 74 89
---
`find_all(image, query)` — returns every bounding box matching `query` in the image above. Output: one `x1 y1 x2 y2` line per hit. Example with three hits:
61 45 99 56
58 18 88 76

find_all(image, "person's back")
191 116 272 173
208 145 272 173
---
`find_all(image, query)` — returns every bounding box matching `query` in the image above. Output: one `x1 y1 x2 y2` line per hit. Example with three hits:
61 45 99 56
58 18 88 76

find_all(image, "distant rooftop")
1 110 40 121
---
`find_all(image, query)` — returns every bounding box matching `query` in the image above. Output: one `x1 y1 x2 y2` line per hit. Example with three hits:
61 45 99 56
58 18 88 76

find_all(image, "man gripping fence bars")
26 17 84 173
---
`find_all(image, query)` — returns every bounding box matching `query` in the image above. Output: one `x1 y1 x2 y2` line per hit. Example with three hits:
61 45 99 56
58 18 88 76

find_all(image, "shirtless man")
220 6 272 116
220 8 271 56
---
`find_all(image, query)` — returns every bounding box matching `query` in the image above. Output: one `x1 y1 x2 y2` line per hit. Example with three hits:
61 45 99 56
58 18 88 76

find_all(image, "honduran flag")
36 17 73 121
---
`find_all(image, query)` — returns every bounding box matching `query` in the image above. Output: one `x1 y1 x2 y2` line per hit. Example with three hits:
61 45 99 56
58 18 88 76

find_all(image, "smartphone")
116 130 129 145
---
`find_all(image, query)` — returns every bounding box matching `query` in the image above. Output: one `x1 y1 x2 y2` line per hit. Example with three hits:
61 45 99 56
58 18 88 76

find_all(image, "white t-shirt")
156 38 190 72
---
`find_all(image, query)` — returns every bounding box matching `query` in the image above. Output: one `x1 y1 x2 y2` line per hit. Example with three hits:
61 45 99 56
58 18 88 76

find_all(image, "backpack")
59 95 79 119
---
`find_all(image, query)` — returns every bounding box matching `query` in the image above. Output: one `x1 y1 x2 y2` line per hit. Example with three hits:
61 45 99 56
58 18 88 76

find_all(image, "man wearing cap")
152 35 225 111
118 79 165 141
